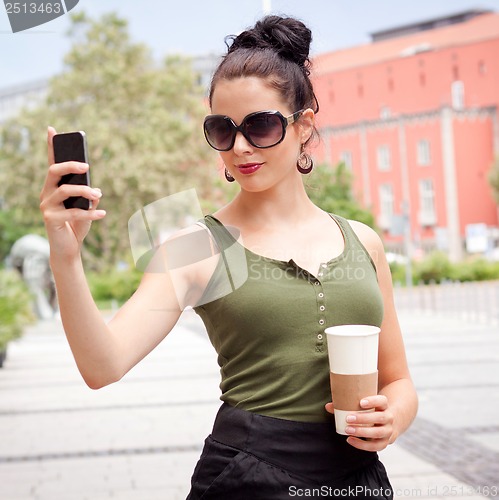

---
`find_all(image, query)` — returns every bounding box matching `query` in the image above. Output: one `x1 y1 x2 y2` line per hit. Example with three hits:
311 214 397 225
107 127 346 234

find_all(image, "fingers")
325 402 335 415
358 395 389 411
41 128 105 227
43 206 106 226
41 161 90 202
41 184 105 224
346 436 388 452
50 161 90 186
344 395 393 452
42 183 101 208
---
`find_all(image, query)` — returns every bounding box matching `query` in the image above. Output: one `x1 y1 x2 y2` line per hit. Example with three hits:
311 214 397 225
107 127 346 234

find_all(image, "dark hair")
209 15 319 117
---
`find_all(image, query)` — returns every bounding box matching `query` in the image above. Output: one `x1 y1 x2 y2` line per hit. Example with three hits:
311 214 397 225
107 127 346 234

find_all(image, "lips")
237 163 262 175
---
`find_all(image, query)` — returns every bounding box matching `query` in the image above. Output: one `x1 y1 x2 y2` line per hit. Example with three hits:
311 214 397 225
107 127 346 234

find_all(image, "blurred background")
1 0 499 292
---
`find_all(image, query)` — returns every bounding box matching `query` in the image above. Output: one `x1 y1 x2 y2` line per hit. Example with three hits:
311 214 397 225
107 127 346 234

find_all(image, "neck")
231 174 318 228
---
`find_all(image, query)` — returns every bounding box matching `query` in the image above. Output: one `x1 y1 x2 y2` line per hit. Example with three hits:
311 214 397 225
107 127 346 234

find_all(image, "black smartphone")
54 131 91 210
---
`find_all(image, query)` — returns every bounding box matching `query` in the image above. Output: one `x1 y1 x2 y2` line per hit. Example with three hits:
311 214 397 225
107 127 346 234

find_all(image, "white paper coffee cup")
325 325 380 435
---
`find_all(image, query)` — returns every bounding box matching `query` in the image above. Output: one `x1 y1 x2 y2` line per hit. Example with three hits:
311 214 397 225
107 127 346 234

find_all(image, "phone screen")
54 131 91 210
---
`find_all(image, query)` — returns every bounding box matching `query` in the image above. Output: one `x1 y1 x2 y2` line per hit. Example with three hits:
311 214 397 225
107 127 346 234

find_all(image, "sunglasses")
203 109 304 151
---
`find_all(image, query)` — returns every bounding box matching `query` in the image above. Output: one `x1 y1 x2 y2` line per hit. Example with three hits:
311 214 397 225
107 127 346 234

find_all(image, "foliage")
388 261 408 285
0 270 35 353
413 251 453 284
0 11 218 272
449 257 499 282
488 156 499 205
87 268 142 305
305 162 376 229
390 251 499 285
0 209 40 265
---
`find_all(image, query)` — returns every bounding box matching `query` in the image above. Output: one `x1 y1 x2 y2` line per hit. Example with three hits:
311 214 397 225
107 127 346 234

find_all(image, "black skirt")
187 403 393 500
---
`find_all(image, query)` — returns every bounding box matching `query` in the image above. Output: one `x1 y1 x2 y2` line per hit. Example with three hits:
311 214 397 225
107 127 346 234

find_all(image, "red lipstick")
237 163 262 175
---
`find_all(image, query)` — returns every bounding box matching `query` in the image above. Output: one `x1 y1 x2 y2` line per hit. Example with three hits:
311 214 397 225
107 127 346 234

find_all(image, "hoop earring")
297 151 313 174
224 168 235 182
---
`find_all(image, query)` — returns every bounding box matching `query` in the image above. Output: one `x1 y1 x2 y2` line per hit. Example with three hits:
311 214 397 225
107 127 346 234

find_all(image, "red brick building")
312 10 499 260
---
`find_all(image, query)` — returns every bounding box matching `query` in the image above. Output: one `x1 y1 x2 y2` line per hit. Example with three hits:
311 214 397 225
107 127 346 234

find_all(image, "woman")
40 15 417 500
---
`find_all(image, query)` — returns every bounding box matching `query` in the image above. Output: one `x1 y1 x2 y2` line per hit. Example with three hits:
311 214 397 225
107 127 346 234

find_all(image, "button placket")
312 273 326 351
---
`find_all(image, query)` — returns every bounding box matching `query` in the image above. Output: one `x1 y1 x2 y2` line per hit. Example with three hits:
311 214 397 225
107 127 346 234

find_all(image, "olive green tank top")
193 214 384 423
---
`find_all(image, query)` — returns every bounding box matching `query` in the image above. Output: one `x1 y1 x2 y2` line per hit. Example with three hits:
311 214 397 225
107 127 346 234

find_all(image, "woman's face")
210 76 312 192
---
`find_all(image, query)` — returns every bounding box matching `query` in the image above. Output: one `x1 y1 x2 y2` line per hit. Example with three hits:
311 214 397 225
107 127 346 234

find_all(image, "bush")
395 251 499 285
0 270 35 362
450 258 499 282
87 268 143 306
0 209 41 264
413 251 452 284
389 261 407 285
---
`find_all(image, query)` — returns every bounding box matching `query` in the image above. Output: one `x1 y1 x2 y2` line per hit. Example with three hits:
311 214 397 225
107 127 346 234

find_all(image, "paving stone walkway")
0 306 497 499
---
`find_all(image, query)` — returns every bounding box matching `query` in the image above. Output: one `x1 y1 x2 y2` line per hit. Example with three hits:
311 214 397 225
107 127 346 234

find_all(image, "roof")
313 11 499 75
370 9 491 42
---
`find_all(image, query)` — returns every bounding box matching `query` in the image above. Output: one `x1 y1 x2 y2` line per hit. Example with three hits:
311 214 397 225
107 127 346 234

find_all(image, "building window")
388 78 394 92
451 80 465 110
340 151 353 170
418 179 436 226
378 184 394 230
377 145 391 171
478 60 486 75
419 73 426 87
357 84 364 98
417 139 431 166
452 65 459 80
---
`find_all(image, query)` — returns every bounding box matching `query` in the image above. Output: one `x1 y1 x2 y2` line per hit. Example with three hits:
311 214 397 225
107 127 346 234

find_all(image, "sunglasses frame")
203 109 305 151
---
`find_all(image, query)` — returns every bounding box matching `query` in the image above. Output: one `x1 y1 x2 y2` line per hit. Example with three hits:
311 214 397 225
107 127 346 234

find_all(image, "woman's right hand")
40 126 106 260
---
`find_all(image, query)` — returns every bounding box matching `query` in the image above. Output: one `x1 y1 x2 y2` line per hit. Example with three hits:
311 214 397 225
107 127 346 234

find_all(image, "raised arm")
40 127 189 389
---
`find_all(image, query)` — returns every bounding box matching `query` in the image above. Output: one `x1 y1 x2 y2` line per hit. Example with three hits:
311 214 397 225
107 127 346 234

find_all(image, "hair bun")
227 15 312 69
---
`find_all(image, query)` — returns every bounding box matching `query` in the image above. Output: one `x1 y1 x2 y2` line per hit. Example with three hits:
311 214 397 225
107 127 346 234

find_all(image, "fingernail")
95 210 106 217
346 415 356 423
360 399 369 407
345 426 356 434
79 163 89 170
91 189 102 198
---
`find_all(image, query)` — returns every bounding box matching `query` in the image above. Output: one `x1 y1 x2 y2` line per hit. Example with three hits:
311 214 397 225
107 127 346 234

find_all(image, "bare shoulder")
347 220 386 267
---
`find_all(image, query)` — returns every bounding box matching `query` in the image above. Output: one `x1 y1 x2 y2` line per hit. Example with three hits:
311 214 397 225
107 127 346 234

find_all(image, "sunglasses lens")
245 113 284 147
204 117 234 151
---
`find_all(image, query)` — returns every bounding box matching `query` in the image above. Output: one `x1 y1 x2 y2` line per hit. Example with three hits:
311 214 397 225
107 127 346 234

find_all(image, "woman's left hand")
325 395 395 452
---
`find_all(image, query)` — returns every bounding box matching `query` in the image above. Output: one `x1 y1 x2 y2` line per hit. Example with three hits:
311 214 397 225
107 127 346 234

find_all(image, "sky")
1 0 498 88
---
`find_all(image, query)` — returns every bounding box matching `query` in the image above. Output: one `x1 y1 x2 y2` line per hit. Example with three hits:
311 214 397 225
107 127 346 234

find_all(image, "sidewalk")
0 308 497 499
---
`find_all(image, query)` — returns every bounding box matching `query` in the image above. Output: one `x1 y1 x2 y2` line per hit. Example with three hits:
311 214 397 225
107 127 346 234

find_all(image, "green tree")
0 209 39 265
305 162 376 228
488 156 499 205
0 12 217 271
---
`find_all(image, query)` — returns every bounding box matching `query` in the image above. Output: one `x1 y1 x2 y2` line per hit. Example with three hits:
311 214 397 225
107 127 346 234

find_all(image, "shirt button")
318 292 324 298
317 334 323 340
318 272 323 277
314 281 320 286
319 319 325 325
320 305 325 311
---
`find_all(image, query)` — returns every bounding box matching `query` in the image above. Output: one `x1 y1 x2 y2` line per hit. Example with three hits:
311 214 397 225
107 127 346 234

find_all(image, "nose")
232 130 253 155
